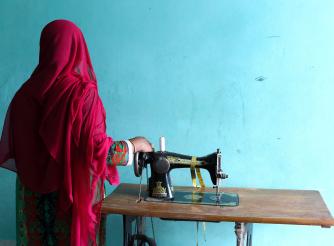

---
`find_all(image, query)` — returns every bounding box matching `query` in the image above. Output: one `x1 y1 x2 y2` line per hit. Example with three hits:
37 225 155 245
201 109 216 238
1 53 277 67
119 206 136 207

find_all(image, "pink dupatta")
0 20 119 245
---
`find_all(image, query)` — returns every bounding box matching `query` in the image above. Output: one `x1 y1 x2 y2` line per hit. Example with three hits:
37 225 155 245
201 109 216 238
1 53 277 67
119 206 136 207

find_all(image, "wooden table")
101 183 334 245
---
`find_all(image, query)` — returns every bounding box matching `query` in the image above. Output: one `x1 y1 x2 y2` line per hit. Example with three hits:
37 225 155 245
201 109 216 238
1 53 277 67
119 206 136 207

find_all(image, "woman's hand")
129 136 153 153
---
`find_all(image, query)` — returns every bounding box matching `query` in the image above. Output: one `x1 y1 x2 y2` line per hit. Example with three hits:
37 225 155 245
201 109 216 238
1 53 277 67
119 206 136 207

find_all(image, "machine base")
145 191 239 207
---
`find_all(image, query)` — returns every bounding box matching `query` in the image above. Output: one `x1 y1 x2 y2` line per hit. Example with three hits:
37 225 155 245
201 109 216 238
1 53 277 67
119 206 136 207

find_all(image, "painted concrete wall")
0 0 333 245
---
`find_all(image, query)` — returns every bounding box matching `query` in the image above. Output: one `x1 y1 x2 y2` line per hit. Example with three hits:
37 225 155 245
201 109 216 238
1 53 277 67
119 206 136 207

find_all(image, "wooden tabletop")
101 183 334 228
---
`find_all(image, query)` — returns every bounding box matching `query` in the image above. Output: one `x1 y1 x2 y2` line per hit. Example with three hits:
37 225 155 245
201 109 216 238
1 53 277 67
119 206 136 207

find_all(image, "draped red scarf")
0 20 119 245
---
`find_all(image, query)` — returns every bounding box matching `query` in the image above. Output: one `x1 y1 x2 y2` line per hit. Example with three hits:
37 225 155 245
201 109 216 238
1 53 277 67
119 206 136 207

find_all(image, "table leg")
123 215 147 246
136 216 145 235
235 222 253 246
246 223 253 246
123 215 135 246
235 222 246 246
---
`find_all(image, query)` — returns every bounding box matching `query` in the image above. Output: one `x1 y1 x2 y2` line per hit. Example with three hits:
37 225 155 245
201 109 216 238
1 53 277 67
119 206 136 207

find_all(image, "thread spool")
159 136 166 152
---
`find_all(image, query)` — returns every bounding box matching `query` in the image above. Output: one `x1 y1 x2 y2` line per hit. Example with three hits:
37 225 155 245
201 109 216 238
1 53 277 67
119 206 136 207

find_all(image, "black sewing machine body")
134 149 228 201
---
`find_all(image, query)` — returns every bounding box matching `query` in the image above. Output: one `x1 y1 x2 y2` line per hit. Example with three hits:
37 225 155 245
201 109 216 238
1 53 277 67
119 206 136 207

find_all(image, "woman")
0 20 152 245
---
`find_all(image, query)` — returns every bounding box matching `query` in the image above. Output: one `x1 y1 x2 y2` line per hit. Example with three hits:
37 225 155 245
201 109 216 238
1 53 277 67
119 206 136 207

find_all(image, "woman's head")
39 20 95 81
29 20 96 99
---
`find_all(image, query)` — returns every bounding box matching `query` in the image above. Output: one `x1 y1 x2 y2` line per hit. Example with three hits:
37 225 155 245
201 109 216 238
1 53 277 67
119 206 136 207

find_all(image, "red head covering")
0 20 119 245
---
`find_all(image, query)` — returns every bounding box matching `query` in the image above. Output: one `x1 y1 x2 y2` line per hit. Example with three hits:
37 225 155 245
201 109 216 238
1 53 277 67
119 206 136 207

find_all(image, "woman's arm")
106 137 152 167
106 140 131 166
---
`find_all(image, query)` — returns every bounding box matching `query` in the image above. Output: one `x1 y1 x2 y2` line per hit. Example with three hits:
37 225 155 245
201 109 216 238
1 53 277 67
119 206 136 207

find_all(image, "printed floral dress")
16 141 129 246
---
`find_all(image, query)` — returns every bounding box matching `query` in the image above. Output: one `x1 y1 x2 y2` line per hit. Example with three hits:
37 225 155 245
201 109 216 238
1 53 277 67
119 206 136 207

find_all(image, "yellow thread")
190 167 197 187
191 156 197 167
191 157 198 187
195 167 205 188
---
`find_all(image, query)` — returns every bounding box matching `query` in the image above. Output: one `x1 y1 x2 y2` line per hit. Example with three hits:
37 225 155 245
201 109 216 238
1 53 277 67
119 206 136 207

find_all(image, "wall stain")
255 76 266 82
235 81 246 127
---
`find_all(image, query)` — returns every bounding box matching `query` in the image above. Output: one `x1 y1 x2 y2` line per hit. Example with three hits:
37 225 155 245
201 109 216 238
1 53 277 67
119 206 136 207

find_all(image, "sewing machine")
134 137 239 206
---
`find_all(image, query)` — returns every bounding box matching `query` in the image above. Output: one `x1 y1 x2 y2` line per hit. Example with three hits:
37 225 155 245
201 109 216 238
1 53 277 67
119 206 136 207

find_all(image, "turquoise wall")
1 0 333 245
